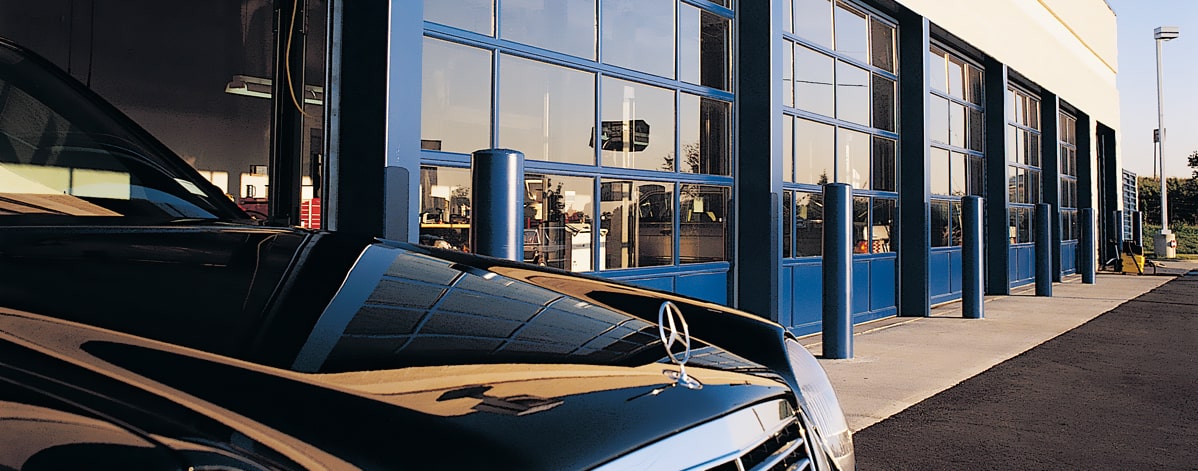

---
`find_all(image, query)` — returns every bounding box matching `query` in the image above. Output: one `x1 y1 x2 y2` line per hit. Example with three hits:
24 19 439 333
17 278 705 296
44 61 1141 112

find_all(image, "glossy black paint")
0 309 789 469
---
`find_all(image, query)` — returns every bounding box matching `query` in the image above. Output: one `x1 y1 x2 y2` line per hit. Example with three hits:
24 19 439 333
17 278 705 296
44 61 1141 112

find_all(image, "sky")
1107 0 1198 179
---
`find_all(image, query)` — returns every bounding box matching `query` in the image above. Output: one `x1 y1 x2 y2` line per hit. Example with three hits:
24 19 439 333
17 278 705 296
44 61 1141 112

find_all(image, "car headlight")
785 338 854 470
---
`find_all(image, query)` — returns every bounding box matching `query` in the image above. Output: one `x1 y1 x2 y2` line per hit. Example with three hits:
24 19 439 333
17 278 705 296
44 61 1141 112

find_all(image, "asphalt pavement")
799 261 1198 469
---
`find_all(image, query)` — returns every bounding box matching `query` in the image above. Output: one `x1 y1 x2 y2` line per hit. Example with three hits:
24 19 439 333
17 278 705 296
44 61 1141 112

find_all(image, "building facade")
0 0 1123 335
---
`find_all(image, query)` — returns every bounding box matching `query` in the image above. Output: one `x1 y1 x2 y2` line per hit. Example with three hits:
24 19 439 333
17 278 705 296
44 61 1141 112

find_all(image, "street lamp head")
1155 26 1180 41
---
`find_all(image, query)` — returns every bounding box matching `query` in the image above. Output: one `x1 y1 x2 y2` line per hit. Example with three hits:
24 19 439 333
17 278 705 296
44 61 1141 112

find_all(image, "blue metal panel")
869 257 897 313
948 249 963 294
677 272 729 305
1062 240 1078 275
789 262 824 335
928 250 952 300
625 277 675 292
1010 246 1035 287
852 259 870 315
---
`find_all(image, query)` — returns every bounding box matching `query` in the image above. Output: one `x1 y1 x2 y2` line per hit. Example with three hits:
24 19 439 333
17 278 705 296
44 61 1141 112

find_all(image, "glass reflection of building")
420 0 732 278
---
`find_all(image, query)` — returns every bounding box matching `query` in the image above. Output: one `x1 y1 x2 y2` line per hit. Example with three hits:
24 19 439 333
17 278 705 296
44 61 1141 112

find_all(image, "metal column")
822 184 853 359
1080 208 1096 284
1035 203 1053 297
471 149 525 261
962 196 984 318
268 0 306 227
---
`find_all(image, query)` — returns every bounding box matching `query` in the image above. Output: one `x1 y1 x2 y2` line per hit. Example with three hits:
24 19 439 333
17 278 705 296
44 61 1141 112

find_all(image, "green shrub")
1143 223 1198 256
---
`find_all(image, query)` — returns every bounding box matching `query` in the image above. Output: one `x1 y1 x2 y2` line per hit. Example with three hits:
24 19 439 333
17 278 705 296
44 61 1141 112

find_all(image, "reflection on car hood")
0 310 789 470
291 242 778 380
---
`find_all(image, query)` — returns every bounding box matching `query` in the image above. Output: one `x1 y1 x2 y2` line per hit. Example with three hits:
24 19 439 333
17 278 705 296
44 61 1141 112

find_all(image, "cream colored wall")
898 0 1118 127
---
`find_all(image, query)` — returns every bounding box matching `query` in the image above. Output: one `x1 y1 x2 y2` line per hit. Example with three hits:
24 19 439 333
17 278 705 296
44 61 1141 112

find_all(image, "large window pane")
424 0 493 35
872 74 895 132
870 18 896 73
680 94 731 175
836 61 870 126
499 55 594 164
600 77 675 171
1026 132 1041 167
602 0 674 78
794 191 824 257
1028 170 1041 203
968 108 984 152
600 180 674 268
949 102 966 148
852 196 870 253
931 147 950 195
947 55 965 99
783 191 794 257
501 0 595 59
421 38 492 154
872 136 896 192
1008 166 1023 203
871 198 896 253
833 2 868 63
783 42 795 108
680 6 730 90
795 45 835 116
931 200 950 247
680 185 728 263
783 115 795 182
966 65 984 105
523 173 595 271
967 156 984 196
419 166 473 251
795 118 835 185
929 46 947 93
950 201 963 246
838 127 870 189
794 0 833 48
929 95 949 144
950 152 966 196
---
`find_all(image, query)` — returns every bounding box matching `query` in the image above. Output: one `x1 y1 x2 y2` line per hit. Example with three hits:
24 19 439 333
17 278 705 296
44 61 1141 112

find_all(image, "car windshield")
0 42 244 225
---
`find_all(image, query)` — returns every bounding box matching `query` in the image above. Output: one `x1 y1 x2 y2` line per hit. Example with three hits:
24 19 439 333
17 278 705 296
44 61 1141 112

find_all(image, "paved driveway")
853 274 1198 469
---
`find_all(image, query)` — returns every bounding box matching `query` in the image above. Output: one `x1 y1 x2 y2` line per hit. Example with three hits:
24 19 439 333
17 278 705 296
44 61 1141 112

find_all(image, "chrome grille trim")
593 399 819 471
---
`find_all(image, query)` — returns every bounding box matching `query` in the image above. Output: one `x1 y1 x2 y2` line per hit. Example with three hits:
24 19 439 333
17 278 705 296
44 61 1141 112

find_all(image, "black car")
0 37 854 470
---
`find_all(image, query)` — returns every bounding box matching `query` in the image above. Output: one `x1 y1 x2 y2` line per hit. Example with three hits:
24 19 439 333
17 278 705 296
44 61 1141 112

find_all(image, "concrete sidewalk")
800 260 1198 432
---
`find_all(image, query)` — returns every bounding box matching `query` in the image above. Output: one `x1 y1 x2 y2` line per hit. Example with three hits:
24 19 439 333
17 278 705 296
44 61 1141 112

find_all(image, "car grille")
708 417 815 471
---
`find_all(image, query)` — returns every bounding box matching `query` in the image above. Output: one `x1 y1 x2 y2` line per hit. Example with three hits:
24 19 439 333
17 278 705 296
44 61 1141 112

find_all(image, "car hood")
0 227 793 381
0 310 790 469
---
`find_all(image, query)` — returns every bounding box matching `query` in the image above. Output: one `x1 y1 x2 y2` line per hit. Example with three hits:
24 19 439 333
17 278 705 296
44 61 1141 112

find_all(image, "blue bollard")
1080 208 1096 284
1035 203 1053 296
822 183 852 359
470 149 525 261
962 196 984 318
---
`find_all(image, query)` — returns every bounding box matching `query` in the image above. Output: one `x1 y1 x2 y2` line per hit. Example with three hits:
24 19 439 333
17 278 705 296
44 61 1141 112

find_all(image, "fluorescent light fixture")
1154 26 1179 41
224 74 324 105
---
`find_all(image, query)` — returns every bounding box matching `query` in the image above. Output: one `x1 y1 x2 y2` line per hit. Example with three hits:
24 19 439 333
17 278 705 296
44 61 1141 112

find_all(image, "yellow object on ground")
1120 253 1145 274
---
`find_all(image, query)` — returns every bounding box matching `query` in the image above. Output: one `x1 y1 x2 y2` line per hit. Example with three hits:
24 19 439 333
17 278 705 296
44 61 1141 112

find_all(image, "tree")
1189 150 1198 178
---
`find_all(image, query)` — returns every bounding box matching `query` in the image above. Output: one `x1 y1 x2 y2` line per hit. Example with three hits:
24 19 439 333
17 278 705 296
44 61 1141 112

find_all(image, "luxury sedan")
0 36 854 470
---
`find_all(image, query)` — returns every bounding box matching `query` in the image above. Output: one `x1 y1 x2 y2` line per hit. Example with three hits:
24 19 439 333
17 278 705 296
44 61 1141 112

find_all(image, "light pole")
1153 26 1179 259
